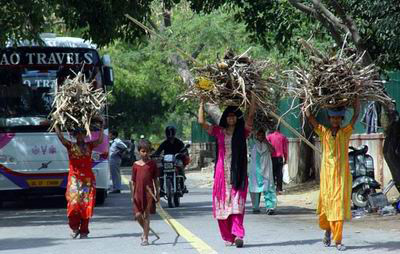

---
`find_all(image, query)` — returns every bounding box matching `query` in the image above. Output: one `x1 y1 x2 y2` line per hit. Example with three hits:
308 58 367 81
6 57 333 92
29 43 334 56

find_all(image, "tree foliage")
1 0 152 47
104 5 282 141
350 0 400 69
2 0 399 71
182 0 400 70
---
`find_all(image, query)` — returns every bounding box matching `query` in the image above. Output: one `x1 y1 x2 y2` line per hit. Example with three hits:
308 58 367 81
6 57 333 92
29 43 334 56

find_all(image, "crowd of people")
55 95 359 251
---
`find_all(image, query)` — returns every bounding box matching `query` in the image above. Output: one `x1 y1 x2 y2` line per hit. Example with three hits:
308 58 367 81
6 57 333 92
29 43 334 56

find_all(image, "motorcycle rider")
153 126 189 193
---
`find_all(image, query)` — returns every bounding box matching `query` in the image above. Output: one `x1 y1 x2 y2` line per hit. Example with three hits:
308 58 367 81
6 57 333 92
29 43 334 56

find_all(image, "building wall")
189 142 216 170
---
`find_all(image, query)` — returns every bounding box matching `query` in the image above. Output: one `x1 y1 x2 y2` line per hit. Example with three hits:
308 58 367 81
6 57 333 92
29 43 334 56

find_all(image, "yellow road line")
121 175 217 254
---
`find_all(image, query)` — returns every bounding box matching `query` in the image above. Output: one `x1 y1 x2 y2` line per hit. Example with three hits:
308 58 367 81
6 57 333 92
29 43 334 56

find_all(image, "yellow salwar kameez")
315 124 353 243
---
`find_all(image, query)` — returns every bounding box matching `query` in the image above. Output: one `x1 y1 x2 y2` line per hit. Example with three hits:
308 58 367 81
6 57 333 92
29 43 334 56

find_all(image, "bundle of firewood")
49 72 106 137
287 40 393 112
181 49 278 110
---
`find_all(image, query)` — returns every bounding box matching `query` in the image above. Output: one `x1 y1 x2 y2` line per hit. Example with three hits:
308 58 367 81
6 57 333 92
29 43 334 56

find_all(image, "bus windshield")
0 51 103 132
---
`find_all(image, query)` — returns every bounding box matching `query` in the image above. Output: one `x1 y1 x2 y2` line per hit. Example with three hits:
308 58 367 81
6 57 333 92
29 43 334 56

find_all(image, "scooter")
349 145 381 208
159 144 190 208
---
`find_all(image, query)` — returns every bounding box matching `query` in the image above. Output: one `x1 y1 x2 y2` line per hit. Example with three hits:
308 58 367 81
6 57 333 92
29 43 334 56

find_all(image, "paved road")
1 171 399 254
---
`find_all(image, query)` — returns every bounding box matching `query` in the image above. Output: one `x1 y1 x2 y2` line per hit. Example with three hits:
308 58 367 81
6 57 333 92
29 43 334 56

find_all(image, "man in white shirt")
109 130 127 193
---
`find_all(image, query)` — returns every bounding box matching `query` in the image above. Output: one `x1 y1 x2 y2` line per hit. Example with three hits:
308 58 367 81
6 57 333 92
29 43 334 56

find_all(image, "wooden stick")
129 181 160 240
258 105 321 154
147 183 180 237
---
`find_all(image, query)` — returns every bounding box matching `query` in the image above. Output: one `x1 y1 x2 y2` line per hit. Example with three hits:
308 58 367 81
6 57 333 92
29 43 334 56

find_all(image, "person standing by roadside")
55 119 104 239
198 96 256 248
109 130 127 194
305 98 360 251
248 128 277 215
267 127 288 194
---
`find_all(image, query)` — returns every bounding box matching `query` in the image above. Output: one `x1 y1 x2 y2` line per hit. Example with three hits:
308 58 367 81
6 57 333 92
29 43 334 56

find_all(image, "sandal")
322 233 331 247
234 237 244 248
336 244 346 251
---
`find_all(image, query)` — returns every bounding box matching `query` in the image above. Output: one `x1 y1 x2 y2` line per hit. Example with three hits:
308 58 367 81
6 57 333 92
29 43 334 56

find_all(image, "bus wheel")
96 189 107 205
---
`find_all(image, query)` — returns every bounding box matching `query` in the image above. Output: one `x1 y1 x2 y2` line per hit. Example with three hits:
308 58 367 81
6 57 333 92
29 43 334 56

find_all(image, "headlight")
0 155 16 163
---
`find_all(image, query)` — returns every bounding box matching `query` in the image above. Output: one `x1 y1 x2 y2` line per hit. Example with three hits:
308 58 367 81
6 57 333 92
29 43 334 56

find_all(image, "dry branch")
286 39 394 113
49 71 107 137
181 49 278 112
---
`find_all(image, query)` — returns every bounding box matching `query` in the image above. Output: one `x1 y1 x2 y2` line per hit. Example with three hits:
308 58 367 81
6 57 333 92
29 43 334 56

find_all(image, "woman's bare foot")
224 241 234 246
70 230 79 239
141 238 149 246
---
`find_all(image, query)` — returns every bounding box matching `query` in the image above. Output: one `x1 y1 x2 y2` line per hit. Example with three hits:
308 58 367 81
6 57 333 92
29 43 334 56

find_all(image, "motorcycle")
349 145 381 208
159 144 190 208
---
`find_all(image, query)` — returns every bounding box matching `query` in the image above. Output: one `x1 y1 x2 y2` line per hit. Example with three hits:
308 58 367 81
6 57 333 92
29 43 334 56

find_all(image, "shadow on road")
0 185 316 230
1 196 66 210
0 237 60 251
347 241 400 252
273 205 315 215
245 239 321 248
89 233 141 239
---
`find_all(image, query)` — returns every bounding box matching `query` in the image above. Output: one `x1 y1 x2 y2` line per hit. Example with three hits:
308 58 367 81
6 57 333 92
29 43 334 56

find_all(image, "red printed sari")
65 143 96 219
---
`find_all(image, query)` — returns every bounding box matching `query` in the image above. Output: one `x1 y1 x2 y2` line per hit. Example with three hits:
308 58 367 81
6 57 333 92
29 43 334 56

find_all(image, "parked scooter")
349 145 381 208
159 144 190 208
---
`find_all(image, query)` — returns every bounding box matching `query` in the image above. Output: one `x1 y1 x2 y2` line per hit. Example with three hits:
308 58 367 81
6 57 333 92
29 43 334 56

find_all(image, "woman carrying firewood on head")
54 118 104 239
305 98 360 251
198 96 256 248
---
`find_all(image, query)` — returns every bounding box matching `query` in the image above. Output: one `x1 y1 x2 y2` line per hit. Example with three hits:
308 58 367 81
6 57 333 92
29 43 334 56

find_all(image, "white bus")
0 35 113 206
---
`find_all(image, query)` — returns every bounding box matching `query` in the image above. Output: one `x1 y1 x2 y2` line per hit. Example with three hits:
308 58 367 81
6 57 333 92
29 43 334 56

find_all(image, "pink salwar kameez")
209 126 249 242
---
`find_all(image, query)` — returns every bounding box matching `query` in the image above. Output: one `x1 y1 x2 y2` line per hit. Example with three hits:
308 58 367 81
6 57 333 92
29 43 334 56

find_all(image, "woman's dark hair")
218 106 247 190
256 128 265 135
137 139 151 151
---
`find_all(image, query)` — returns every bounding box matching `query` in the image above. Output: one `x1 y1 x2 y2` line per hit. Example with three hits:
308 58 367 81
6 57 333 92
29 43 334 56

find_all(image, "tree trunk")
163 9 172 27
383 111 400 192
163 8 222 123
296 118 315 182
